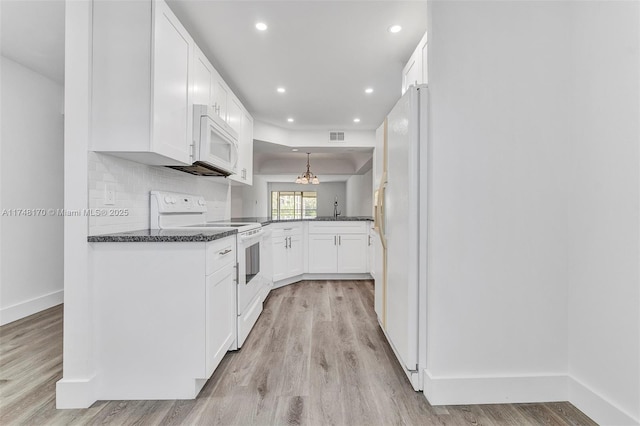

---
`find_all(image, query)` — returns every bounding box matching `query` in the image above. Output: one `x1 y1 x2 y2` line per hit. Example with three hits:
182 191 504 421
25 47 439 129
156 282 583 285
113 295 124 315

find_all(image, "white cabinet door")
152 0 193 164
287 235 305 277
242 111 254 185
402 30 428 95
193 46 212 107
272 237 288 282
308 234 337 273
205 265 234 378
211 74 228 122
402 57 420 95
337 234 368 273
227 97 243 135
228 106 253 185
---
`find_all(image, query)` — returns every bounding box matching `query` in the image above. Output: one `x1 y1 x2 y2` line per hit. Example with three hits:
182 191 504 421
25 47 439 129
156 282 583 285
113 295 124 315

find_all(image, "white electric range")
150 190 270 348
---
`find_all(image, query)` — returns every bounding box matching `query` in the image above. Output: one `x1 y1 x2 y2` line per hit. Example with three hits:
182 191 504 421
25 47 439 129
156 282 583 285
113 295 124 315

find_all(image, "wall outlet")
104 183 115 205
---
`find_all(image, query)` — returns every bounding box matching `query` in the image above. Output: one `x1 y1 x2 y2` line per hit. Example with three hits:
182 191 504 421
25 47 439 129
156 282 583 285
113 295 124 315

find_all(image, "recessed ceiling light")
287 118 294 122
255 22 268 31
353 118 361 123
291 148 299 152
388 25 402 33
277 87 286 93
365 88 374 94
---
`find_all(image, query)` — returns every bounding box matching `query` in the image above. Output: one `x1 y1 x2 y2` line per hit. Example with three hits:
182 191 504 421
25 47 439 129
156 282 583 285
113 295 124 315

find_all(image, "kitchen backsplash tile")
88 152 230 235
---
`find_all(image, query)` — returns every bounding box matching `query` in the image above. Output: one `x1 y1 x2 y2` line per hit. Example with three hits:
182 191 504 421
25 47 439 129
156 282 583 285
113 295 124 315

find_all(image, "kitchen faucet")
333 196 341 219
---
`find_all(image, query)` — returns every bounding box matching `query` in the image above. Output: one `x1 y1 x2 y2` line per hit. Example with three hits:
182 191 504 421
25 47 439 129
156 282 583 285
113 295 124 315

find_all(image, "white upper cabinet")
193 46 213 107
227 97 243 135
242 111 254 185
153 1 193 163
91 0 254 178
91 0 194 165
402 30 428 95
229 106 254 185
211 73 229 122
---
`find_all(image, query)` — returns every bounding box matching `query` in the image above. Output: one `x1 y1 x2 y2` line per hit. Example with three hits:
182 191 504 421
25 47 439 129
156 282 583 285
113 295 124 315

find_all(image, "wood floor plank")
0 282 599 426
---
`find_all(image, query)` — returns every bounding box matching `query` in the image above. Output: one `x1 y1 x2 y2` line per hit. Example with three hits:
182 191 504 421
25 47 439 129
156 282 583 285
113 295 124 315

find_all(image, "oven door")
237 229 265 315
198 113 239 175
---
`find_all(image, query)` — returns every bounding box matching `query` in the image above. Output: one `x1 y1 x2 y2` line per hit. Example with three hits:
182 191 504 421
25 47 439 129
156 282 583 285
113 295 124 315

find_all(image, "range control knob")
171 197 177 204
198 199 206 206
164 196 172 204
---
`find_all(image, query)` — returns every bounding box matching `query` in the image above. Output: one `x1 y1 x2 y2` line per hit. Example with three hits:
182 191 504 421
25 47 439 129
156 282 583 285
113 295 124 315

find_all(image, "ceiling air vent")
329 131 345 142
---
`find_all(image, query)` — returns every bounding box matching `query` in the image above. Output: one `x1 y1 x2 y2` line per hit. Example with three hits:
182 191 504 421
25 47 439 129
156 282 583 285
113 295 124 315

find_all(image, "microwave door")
200 118 238 171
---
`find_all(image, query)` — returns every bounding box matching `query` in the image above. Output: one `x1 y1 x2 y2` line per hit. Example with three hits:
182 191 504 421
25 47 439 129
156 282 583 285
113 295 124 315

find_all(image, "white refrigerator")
375 84 428 391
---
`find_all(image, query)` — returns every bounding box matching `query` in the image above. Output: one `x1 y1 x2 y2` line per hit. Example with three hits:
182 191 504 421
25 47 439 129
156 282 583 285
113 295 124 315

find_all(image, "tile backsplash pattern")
88 152 231 235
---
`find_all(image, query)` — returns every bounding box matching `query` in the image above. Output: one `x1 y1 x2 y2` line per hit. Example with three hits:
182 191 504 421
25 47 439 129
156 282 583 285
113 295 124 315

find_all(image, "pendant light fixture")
295 153 320 184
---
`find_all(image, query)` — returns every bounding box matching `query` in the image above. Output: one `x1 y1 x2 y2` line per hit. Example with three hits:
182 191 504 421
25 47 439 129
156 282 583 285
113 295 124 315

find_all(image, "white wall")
254 120 376 148
346 169 373 216
425 1 640 424
268 182 346 218
0 57 64 325
567 2 640 424
425 0 571 403
230 175 269 219
88 153 230 235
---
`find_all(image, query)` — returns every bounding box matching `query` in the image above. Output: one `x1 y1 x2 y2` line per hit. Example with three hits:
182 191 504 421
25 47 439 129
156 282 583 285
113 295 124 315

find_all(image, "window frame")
271 191 317 220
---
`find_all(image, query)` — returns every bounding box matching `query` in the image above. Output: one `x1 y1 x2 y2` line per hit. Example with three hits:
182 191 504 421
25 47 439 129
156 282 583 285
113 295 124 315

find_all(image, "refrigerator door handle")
377 172 388 250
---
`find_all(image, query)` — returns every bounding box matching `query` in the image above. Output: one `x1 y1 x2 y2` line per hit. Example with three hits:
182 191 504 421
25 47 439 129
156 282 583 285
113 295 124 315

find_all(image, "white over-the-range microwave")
168 104 239 176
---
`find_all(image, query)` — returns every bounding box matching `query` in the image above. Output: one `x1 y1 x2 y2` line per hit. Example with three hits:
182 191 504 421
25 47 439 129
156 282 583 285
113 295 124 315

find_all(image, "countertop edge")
88 229 238 243
231 217 374 226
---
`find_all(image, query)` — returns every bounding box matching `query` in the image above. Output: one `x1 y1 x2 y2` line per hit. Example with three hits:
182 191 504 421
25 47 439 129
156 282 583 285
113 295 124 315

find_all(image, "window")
271 191 317 220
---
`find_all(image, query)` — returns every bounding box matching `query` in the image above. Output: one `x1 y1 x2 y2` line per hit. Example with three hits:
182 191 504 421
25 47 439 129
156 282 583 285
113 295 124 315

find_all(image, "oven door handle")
239 229 264 241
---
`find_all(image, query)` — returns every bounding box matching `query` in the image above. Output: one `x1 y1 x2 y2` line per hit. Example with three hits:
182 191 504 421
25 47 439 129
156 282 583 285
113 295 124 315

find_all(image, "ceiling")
254 140 372 176
167 0 427 131
0 0 65 85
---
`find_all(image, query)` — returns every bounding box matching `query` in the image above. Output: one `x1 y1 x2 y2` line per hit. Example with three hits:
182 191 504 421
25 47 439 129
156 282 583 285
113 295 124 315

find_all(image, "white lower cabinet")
307 234 337 273
307 222 369 274
308 233 368 273
205 262 235 378
270 224 304 281
269 221 372 285
91 236 236 400
336 234 368 273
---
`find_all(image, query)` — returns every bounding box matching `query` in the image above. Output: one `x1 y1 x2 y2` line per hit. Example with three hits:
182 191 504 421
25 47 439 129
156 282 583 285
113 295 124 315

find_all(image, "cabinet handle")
284 228 293 231
339 235 341 245
334 235 337 246
235 262 239 284
218 248 232 256
285 237 289 249
368 235 371 246
288 236 292 248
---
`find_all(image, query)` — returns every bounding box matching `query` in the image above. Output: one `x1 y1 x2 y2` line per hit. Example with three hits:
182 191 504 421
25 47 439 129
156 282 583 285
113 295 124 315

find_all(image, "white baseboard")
569 377 639 426
273 273 372 289
423 369 568 406
0 289 64 325
56 375 97 409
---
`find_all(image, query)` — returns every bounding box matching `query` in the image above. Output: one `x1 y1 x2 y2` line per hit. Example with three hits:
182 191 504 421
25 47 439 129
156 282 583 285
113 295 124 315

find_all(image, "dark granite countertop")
230 217 374 226
88 228 237 243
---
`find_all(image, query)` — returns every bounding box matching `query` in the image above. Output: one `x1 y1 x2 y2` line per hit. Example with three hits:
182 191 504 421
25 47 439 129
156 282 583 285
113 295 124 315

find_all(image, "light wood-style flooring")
1 280 596 425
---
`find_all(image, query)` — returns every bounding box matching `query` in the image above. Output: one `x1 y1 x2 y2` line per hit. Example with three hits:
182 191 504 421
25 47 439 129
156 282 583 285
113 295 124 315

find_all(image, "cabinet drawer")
269 223 303 237
206 237 236 275
308 221 368 235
